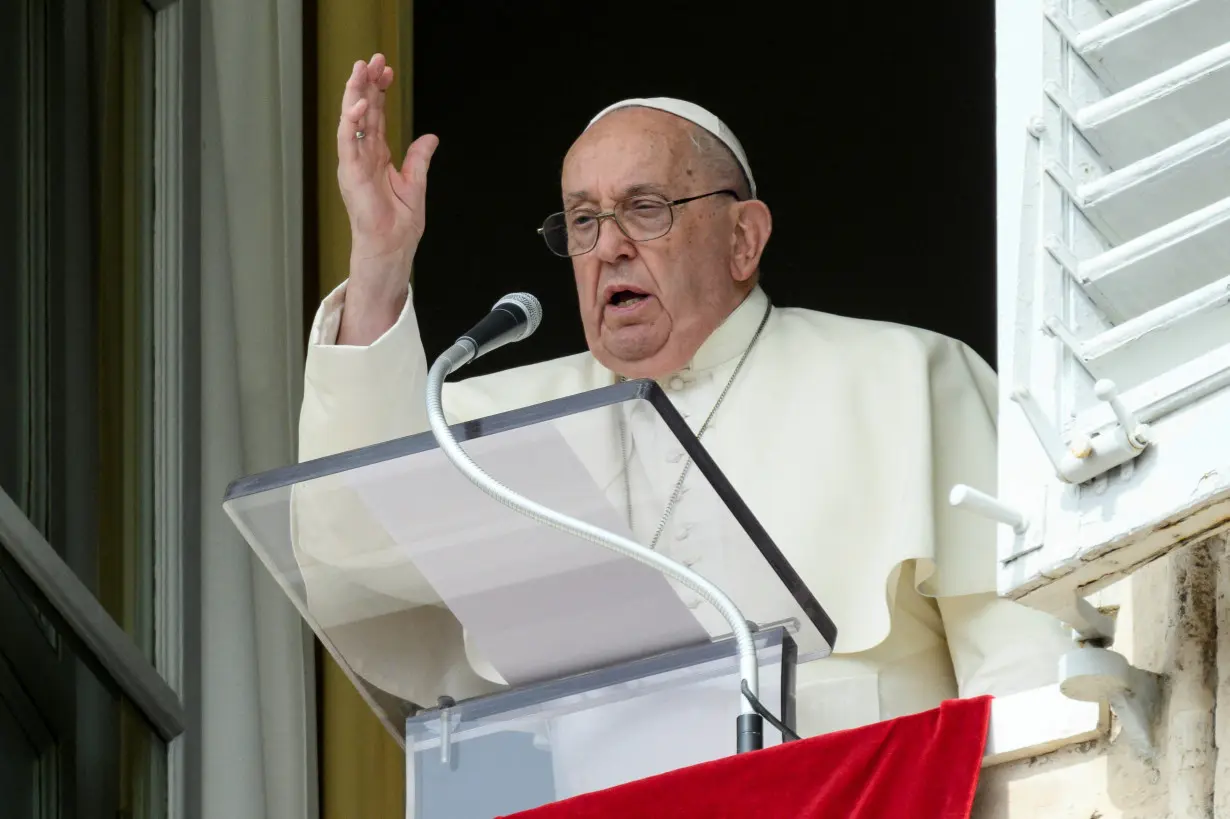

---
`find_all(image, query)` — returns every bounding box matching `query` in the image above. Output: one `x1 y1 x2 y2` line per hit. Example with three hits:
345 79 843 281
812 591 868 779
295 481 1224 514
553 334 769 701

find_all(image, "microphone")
456 292 543 361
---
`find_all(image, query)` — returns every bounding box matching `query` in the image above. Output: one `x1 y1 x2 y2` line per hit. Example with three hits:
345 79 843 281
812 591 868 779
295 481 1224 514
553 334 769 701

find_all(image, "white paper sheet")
344 418 712 685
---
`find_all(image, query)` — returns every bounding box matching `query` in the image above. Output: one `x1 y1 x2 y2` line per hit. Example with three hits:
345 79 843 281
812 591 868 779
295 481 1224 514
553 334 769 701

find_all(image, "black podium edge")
222 378 838 652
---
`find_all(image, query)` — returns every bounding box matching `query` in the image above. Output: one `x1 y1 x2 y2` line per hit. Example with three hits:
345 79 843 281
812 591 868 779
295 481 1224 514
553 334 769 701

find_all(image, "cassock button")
668 375 686 391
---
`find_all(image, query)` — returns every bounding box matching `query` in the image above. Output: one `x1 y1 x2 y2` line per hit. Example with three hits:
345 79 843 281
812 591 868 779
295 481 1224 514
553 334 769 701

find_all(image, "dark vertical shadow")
302 0 320 351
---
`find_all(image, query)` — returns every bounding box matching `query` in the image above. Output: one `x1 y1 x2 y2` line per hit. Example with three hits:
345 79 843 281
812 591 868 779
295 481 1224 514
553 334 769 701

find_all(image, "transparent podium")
223 379 837 818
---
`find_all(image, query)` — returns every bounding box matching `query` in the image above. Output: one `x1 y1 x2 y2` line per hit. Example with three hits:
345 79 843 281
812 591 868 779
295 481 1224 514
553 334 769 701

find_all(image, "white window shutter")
989 0 1230 618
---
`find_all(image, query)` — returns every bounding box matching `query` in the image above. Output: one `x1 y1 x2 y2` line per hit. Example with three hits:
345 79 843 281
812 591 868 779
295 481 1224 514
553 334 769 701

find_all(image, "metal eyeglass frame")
537 188 740 258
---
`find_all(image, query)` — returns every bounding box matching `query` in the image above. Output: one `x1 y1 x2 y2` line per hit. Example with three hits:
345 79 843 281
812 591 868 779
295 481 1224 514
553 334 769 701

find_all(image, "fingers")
389 134 439 212
369 78 389 139
337 54 393 157
346 98 370 130
340 60 367 118
339 59 369 158
366 54 393 139
370 51 394 93
337 97 370 160
339 55 391 120
367 53 387 83
400 134 440 190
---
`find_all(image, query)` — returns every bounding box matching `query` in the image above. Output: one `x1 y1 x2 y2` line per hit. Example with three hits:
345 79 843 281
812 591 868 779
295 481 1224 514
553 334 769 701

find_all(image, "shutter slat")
1067 0 1230 88
1079 119 1230 242
1079 194 1230 317
1070 42 1230 167
1096 0 1158 14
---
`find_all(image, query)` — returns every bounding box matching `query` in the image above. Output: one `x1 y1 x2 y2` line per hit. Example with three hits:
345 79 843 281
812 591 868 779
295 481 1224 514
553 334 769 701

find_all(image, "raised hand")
336 53 438 344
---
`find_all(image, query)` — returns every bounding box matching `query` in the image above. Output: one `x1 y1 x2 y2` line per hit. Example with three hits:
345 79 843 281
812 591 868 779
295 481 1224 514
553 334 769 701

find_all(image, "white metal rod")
1094 380 1148 449
949 484 1029 534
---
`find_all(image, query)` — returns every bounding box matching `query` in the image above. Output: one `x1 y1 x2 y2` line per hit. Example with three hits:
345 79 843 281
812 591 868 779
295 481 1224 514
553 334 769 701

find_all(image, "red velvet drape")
501 695 991 819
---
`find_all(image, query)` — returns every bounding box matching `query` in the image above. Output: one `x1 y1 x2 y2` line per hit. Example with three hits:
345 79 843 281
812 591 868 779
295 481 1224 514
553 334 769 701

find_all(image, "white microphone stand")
425 333 765 754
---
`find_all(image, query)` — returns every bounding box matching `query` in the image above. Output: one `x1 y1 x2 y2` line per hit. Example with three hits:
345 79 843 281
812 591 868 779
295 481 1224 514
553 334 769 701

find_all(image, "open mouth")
606 287 651 309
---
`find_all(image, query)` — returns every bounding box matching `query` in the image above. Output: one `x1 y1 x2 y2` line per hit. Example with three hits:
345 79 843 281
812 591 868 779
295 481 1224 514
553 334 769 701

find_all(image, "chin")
599 326 660 360
602 347 689 381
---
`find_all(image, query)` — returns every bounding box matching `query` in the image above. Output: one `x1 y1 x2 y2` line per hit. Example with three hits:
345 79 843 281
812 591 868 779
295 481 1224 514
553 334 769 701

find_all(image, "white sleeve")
308 279 349 347
293 280 494 707
299 280 431 460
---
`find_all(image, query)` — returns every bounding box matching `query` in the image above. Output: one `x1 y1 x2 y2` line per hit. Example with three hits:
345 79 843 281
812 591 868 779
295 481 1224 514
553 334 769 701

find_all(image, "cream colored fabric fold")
294 281 1073 731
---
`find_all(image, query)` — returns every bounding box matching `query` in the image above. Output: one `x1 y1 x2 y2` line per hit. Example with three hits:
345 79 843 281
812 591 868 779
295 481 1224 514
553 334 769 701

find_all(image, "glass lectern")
223 380 836 818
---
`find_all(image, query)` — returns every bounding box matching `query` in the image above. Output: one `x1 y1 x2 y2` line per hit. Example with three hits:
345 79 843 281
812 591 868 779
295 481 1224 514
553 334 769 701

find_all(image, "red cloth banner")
501 696 991 819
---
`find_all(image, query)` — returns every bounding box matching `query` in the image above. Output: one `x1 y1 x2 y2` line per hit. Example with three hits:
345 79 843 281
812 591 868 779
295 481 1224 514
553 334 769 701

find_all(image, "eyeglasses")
537 189 740 258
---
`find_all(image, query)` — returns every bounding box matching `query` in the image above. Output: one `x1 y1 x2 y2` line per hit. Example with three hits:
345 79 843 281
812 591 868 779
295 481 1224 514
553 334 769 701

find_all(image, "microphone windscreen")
494 292 543 339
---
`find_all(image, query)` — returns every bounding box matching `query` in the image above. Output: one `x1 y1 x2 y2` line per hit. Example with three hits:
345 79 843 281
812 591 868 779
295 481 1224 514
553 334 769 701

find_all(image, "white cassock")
293 282 1073 757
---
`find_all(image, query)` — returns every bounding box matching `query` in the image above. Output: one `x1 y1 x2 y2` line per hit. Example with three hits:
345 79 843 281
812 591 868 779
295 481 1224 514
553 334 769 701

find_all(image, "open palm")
337 53 438 262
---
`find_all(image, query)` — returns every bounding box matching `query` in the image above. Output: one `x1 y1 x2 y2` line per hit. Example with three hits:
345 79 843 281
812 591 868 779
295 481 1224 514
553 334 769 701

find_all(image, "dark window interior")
412 2 996 378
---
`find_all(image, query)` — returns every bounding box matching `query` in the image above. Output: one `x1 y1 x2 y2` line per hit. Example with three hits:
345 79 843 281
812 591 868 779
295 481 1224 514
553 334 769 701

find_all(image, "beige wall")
974 536 1229 818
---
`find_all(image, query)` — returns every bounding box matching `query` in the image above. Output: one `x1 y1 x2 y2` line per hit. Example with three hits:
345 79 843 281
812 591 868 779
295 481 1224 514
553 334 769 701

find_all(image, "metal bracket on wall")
1060 643 1160 762
1012 381 1149 485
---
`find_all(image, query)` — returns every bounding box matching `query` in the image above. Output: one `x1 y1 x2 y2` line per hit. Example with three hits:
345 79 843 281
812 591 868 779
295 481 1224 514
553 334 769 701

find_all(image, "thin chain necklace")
617 298 773 551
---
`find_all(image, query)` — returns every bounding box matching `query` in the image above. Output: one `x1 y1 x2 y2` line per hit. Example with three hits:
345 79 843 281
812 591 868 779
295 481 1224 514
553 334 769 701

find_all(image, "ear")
729 200 772 283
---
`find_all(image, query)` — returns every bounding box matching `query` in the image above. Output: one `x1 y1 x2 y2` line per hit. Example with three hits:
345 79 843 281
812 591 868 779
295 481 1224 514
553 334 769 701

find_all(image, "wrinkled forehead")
561 109 699 205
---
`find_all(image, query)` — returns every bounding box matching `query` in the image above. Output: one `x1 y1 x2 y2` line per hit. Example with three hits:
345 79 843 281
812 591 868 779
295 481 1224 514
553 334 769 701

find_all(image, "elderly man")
298 53 1073 742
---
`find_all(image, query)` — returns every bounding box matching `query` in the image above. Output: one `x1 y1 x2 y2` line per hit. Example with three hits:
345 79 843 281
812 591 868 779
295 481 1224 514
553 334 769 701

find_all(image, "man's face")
561 109 748 379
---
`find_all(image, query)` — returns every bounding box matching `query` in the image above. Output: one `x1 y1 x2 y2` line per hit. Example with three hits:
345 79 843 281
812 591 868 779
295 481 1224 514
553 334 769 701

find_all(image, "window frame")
0 491 184 739
2 0 201 816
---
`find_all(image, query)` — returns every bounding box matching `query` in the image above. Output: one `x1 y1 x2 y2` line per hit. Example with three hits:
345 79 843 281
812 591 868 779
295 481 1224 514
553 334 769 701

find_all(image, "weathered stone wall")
973 536 1230 819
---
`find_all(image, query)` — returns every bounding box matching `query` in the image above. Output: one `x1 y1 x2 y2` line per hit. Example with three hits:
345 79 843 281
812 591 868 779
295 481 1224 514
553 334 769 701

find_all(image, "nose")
592 214 636 264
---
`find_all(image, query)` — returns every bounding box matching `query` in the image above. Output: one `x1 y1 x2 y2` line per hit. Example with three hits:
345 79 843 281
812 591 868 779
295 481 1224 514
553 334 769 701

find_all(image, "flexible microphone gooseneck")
425 293 765 754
